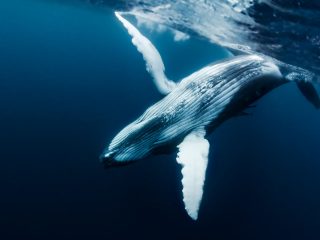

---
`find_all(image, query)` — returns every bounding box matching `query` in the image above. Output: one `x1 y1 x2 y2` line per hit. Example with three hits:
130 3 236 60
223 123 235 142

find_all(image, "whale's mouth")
100 151 117 168
100 151 135 168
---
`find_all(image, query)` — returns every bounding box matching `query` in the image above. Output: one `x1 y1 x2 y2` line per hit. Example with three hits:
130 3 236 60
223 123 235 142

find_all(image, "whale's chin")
100 153 136 168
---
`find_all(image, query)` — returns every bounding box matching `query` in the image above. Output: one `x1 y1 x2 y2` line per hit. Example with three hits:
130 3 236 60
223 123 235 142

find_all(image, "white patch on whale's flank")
177 127 209 220
115 12 176 94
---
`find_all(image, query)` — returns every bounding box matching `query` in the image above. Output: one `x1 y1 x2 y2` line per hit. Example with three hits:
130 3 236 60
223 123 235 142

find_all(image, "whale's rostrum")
101 12 320 220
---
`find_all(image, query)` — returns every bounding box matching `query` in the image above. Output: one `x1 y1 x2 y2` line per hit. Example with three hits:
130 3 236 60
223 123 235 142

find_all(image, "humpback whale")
101 12 320 220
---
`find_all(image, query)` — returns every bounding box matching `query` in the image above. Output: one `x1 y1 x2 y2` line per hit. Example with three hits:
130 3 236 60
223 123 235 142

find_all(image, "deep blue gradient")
0 1 320 239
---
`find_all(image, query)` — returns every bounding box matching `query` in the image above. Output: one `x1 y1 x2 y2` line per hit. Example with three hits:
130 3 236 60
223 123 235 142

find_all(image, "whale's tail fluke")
225 46 320 109
296 77 320 109
285 71 320 109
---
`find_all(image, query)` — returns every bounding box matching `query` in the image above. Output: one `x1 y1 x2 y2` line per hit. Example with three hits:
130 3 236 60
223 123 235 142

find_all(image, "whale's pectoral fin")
115 12 176 95
176 127 209 220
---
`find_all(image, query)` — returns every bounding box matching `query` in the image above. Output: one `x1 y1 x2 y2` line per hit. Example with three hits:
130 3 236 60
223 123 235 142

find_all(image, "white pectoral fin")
176 128 210 220
115 12 176 95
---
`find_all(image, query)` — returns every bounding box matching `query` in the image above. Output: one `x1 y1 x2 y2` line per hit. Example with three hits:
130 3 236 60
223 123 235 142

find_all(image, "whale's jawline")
102 158 137 169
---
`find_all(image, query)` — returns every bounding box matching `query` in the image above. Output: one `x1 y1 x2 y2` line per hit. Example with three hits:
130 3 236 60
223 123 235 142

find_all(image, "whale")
101 12 320 220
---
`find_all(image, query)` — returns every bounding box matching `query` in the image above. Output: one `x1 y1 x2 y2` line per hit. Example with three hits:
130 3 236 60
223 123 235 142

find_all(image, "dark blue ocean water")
1 0 320 239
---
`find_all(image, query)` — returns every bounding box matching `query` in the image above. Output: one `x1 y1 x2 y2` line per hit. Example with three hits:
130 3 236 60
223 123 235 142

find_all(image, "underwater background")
0 0 320 239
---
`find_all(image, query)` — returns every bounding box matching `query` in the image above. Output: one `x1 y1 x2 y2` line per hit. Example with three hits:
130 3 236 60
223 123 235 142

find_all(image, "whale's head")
100 115 165 168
